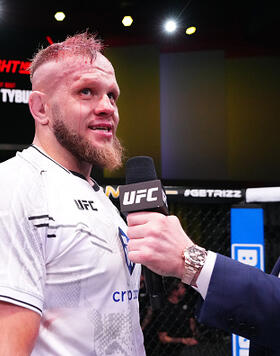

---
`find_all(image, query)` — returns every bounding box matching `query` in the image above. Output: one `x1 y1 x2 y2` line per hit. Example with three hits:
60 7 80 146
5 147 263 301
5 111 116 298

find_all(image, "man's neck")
32 138 92 181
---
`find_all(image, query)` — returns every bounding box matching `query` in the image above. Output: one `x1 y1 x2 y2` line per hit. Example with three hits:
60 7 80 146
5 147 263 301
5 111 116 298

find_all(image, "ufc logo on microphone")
123 187 159 205
119 180 167 214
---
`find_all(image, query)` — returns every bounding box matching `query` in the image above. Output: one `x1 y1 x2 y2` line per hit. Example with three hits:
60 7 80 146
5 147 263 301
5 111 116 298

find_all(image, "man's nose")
94 94 115 117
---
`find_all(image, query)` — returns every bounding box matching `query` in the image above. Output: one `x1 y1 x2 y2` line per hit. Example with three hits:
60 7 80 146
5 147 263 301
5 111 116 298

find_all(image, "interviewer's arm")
0 302 40 356
127 211 280 349
127 211 215 298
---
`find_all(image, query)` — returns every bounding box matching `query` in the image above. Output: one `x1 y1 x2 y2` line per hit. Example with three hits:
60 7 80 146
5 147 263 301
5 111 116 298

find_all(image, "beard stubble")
52 109 124 171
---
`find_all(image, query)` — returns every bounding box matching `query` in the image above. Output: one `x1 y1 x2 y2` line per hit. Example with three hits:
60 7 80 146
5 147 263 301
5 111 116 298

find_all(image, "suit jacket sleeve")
196 253 280 350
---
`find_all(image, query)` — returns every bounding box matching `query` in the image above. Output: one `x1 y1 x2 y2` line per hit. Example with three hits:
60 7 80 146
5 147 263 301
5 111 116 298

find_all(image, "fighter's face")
47 53 123 170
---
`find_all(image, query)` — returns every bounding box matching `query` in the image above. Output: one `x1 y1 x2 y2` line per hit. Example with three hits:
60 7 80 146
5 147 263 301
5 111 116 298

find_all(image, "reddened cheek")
114 109 120 124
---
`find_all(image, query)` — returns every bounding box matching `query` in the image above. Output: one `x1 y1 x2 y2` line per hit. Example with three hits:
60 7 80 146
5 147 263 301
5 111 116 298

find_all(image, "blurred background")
1 0 280 186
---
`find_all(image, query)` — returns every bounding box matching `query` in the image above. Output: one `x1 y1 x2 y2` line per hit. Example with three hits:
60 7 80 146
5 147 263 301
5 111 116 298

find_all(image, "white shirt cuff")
193 251 217 299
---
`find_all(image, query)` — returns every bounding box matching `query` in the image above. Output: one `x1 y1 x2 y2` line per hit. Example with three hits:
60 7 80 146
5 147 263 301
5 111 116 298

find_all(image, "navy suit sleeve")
196 254 280 349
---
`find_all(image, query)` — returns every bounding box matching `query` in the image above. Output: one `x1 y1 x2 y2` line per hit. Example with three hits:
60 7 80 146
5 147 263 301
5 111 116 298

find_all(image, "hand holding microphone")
119 156 193 309
126 212 190 279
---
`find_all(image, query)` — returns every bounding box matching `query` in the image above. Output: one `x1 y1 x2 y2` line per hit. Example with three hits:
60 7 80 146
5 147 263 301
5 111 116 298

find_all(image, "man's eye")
80 88 92 96
108 92 117 101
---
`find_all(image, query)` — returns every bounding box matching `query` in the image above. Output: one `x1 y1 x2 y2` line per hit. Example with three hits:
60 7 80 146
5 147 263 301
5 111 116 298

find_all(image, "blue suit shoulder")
196 253 280 351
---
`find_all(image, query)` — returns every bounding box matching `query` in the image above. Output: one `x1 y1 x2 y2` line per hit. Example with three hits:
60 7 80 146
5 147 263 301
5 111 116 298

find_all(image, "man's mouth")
89 124 113 133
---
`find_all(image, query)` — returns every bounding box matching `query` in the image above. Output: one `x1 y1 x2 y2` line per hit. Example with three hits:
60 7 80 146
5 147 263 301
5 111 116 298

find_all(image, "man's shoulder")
0 152 45 209
0 152 42 185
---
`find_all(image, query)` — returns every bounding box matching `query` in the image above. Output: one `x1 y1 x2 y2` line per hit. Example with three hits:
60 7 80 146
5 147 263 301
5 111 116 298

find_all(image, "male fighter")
0 32 145 356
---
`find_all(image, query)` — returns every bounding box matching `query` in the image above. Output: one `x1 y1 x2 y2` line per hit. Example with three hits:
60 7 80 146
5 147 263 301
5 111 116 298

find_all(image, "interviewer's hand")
127 212 194 278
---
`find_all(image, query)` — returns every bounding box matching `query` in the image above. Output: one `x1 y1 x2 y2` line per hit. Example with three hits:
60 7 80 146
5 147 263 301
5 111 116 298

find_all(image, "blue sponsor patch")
118 227 135 275
231 208 264 356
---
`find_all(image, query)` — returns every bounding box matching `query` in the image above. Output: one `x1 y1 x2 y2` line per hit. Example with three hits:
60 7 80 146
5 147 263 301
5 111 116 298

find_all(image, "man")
0 32 145 355
127 212 280 354
155 280 198 355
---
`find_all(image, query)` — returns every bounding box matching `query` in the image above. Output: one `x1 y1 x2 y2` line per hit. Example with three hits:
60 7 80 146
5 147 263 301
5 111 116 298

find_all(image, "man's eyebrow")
72 77 119 91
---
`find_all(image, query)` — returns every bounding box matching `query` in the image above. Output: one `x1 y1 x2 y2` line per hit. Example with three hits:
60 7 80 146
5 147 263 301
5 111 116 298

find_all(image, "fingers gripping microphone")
119 156 167 309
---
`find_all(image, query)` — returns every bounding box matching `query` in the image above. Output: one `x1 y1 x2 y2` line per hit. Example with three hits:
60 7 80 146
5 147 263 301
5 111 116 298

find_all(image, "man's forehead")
32 53 116 90
71 55 115 80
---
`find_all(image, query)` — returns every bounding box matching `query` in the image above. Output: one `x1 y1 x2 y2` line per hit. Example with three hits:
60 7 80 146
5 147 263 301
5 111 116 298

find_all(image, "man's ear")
28 91 49 125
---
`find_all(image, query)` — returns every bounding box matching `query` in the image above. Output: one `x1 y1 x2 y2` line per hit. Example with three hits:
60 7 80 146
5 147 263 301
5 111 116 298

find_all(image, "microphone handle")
142 205 167 310
143 265 165 310
121 156 167 309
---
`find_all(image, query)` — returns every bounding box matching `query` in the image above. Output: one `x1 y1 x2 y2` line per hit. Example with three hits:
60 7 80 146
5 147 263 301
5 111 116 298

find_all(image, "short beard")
52 116 124 171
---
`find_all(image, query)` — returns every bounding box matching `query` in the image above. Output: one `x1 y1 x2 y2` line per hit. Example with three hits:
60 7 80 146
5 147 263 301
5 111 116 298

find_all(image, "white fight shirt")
0 145 145 356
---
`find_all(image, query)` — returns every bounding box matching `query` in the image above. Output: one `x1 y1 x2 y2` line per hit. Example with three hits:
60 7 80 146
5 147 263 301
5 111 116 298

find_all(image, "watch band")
181 244 207 287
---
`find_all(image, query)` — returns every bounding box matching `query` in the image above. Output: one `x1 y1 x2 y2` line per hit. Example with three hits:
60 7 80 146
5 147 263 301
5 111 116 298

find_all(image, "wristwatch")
181 244 208 287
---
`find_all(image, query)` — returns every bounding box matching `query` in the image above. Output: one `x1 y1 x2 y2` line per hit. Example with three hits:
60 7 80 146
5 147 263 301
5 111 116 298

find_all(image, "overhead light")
186 26 196 35
54 12 66 22
164 19 177 33
122 16 133 27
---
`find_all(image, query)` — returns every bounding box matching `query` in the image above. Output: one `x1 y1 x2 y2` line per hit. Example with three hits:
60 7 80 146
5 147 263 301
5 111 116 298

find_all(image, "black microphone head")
125 156 157 184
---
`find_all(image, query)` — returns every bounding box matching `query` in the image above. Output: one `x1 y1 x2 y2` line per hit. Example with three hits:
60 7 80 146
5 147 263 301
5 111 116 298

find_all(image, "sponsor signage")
0 34 53 145
105 185 244 203
0 59 31 74
0 88 31 104
0 58 31 105
184 188 242 199
0 55 33 143
231 207 264 356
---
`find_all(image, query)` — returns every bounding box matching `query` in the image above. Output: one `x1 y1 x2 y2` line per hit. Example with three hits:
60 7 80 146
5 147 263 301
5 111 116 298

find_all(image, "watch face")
185 245 206 266
182 245 207 287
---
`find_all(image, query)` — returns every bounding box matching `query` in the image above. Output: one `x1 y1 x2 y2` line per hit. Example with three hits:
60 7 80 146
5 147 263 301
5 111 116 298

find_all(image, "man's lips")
88 122 114 137
88 123 113 133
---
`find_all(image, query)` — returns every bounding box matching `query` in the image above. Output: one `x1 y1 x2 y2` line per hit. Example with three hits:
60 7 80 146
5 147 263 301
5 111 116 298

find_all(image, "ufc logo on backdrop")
123 187 159 205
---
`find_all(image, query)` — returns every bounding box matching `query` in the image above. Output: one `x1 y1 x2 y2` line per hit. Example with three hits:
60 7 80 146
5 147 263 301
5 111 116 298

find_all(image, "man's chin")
52 116 124 171
83 139 124 171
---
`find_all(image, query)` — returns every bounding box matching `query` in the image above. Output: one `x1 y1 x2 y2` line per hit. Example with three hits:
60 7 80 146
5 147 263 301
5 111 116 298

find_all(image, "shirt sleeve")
0 172 47 315
193 251 217 299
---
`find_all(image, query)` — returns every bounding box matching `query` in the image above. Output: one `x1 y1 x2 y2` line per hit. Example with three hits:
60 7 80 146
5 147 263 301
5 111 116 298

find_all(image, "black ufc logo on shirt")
74 199 97 211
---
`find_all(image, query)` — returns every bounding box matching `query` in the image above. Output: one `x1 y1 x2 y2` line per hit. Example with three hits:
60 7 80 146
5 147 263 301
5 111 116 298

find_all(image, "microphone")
119 156 167 309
